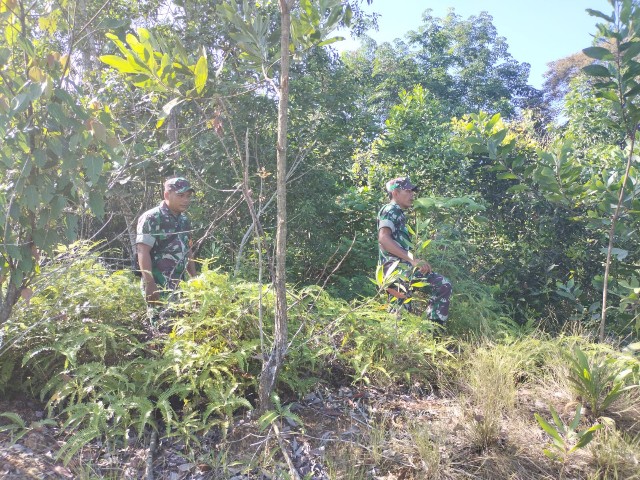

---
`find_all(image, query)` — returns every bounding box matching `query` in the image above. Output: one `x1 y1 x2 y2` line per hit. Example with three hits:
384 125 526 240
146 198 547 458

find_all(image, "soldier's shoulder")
379 202 401 216
139 205 164 223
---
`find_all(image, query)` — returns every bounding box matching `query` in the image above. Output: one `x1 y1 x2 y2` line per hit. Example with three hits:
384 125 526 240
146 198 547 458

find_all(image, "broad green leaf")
194 55 208 94
65 214 79 241
100 55 144 74
88 190 105 218
596 90 619 102
583 64 612 78
497 172 518 180
583 46 613 60
621 40 640 62
23 185 39 212
4 18 20 45
485 113 501 132
624 83 640 98
84 156 104 183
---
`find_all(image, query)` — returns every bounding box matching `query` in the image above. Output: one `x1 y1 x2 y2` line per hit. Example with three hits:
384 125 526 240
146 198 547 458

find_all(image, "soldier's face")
164 190 193 214
393 188 414 209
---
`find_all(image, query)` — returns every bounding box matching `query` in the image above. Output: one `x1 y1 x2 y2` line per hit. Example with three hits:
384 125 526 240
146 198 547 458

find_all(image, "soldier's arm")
378 227 431 274
137 243 160 303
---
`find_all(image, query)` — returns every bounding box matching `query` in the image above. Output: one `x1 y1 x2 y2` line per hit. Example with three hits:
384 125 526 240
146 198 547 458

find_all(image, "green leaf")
84 155 104 184
343 4 353 27
583 64 612 78
258 410 279 431
194 55 208 94
572 424 602 451
582 46 613 60
485 113 501 132
317 36 345 47
23 185 39 212
621 40 640 62
507 184 529 193
624 83 640 98
497 172 518 180
100 55 144 74
586 8 614 22
88 191 105 218
156 98 185 129
596 90 619 102
535 412 564 444
550 406 565 435
568 404 582 431
65 214 79 241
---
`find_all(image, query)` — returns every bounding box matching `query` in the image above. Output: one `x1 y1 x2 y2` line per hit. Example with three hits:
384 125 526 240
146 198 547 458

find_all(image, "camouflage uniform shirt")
136 202 192 291
377 200 452 323
377 201 412 266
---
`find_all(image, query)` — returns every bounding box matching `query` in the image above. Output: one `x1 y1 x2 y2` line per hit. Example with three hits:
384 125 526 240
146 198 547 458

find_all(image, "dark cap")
164 177 195 194
385 176 418 193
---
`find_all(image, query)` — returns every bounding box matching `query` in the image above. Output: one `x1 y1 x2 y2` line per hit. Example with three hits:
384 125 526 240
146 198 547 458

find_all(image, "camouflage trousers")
384 262 452 324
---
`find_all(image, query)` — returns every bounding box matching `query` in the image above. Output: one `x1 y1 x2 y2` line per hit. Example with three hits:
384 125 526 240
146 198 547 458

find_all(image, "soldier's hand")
412 258 431 274
145 281 160 304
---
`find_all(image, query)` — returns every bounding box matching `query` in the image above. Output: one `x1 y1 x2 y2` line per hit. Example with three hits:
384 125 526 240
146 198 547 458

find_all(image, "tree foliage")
0 0 120 324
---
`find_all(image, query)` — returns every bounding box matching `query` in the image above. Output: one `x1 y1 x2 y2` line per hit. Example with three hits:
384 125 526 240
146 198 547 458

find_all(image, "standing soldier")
136 177 196 314
377 176 452 324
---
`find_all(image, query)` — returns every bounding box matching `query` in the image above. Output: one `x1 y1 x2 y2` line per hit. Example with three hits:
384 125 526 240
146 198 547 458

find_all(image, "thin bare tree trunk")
258 0 293 413
599 132 636 342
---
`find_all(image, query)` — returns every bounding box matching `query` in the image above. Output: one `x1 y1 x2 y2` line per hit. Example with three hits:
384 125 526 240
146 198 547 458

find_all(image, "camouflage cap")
164 177 195 194
385 176 418 193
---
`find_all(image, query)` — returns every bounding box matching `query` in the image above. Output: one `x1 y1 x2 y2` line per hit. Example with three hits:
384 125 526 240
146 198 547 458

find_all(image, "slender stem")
599 132 635 342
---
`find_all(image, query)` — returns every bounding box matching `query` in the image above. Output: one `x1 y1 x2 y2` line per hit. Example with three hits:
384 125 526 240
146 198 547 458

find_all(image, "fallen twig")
273 422 301 480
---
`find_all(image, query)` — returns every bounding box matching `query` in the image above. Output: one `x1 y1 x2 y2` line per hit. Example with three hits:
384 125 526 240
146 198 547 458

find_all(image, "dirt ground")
2 384 637 480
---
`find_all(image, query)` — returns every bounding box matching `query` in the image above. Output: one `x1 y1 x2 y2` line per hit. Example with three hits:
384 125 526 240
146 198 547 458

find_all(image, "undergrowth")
0 243 638 477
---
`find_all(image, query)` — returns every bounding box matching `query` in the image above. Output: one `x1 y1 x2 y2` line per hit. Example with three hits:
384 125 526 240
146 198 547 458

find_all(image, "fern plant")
0 412 56 444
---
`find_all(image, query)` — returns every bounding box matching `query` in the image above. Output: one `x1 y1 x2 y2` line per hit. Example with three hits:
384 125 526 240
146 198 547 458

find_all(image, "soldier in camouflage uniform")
136 177 196 307
378 176 452 324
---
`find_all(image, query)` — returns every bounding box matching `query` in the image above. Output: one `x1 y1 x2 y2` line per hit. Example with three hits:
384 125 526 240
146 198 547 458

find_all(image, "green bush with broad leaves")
0 0 121 325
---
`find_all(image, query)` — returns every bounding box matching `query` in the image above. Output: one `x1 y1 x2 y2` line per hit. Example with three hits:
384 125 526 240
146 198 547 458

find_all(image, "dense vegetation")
0 0 639 478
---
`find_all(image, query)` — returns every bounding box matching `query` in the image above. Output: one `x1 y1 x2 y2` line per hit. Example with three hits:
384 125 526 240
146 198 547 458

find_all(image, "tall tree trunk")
257 0 293 413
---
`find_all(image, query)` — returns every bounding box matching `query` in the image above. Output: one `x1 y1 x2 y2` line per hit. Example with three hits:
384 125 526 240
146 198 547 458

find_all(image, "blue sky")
338 0 612 89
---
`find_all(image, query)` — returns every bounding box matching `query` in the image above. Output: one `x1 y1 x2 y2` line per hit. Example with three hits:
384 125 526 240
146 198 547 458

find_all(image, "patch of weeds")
590 426 640 479
463 344 517 450
408 421 443 479
324 441 369 479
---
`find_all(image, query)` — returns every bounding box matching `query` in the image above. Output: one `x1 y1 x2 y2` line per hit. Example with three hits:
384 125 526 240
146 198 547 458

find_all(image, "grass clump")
590 426 640 479
462 343 519 450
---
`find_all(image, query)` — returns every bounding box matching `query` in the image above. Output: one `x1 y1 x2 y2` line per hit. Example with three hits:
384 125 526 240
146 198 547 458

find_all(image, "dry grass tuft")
590 426 640 479
462 344 518 450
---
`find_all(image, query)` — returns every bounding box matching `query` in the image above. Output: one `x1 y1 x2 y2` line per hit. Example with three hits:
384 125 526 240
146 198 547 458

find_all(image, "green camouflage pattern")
377 201 412 264
377 201 452 323
136 202 192 291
